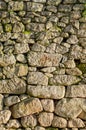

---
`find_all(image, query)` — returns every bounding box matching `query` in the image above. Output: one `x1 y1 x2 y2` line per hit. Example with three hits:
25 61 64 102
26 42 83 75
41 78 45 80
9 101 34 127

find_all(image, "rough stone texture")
10 98 43 118
28 52 62 67
8 2 24 11
6 119 21 128
27 85 65 99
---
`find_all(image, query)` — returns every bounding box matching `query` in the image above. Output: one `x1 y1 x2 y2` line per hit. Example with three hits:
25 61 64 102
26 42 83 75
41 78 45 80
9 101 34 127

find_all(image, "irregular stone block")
55 98 82 118
32 0 46 3
47 0 62 5
27 72 48 86
66 68 82 76
66 85 86 98
7 119 21 128
10 98 43 118
38 112 53 127
58 5 72 12
0 77 26 94
27 85 65 99
0 1 7 10
78 30 86 37
49 75 81 86
63 0 77 4
0 94 3 110
28 51 62 67
52 116 67 128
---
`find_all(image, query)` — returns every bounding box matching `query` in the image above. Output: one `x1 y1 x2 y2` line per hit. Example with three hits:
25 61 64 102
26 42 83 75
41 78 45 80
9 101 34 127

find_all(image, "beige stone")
34 126 45 130
0 94 3 110
66 67 82 76
6 119 21 128
64 60 76 68
10 98 43 118
38 112 53 127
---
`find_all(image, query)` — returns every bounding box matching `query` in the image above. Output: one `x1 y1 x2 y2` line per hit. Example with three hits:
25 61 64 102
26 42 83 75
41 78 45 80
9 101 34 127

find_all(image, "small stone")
27 85 65 99
15 64 28 77
27 2 43 12
4 24 12 32
0 54 16 67
21 115 37 128
41 99 54 112
32 0 46 3
55 98 82 118
64 60 76 68
68 118 85 128
53 37 63 44
47 0 62 5
52 116 67 128
41 67 56 73
58 5 72 12
38 112 53 127
31 44 46 52
28 51 62 67
0 77 26 94
34 126 45 130
0 1 7 10
78 30 86 37
16 54 27 63
4 96 20 107
7 119 21 128
8 1 24 11
50 75 81 86
66 84 86 98
14 43 29 54
66 67 82 76
0 110 11 125
0 94 3 111
46 43 56 53
63 0 77 3
67 35 79 44
78 0 86 3
13 22 25 33
10 98 43 118
27 72 48 86
55 45 69 54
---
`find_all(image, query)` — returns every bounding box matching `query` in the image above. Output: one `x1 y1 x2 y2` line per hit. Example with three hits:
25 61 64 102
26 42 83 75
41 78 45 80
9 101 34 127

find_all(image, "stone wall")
0 0 86 130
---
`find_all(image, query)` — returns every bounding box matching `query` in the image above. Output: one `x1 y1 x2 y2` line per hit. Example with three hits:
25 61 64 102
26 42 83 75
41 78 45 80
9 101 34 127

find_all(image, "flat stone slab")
10 98 43 118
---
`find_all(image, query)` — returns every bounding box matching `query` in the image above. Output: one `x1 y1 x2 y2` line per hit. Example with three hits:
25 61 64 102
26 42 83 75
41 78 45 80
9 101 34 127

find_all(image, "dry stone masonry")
0 0 86 130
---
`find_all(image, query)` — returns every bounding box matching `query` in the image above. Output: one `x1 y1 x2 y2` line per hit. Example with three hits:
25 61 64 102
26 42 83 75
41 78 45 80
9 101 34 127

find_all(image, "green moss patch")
77 63 86 74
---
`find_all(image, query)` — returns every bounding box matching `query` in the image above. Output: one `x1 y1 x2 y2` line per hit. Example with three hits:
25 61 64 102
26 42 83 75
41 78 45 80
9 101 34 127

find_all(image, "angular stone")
68 118 85 128
0 77 26 94
78 30 86 37
63 0 77 3
0 1 7 10
21 115 37 128
66 85 86 98
38 112 53 127
8 1 24 11
32 0 46 3
27 72 48 86
55 98 82 118
16 54 27 63
4 96 20 107
0 110 11 125
14 43 29 54
28 51 62 67
7 119 21 128
66 68 82 76
50 75 81 86
0 33 11 42
35 126 45 130
27 2 43 12
31 44 46 52
58 5 72 12
52 116 67 128
41 99 54 112
78 111 86 120
13 22 25 33
47 0 61 5
27 85 65 99
67 35 79 44
10 98 43 118
64 60 76 69
56 45 69 54
0 54 16 67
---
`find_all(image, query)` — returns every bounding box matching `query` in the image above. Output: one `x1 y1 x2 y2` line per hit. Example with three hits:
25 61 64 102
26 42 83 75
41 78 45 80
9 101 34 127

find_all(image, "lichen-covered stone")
0 77 26 94
49 75 81 86
13 22 25 33
27 72 48 86
28 52 62 67
10 98 43 118
27 85 65 99
38 112 53 127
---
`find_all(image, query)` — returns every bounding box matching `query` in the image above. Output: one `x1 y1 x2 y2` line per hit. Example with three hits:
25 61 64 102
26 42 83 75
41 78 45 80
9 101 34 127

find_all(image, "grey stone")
47 0 62 5
67 35 79 44
55 98 82 118
41 67 56 73
0 77 26 94
55 45 69 54
0 54 16 67
49 75 81 86
38 112 53 127
0 1 7 10
28 51 62 67
31 44 46 52
66 84 86 98
46 43 56 54
0 94 3 111
63 0 77 4
46 6 57 13
27 85 65 99
10 98 43 118
58 5 72 12
52 116 67 128
78 30 86 37
27 2 43 12
21 115 37 128
16 54 27 63
4 96 20 106
32 0 46 3
13 22 25 33
27 72 48 86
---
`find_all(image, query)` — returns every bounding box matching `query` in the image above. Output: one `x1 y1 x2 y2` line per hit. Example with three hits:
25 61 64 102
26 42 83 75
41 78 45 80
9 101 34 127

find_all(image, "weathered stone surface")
0 94 3 111
47 0 62 5
4 96 20 106
13 22 25 33
27 85 65 99
8 2 24 11
21 115 37 128
28 52 62 67
32 0 46 3
27 72 48 86
50 75 81 86
55 98 82 118
58 5 72 12
78 30 86 37
0 54 16 67
66 68 82 76
68 118 85 128
0 110 11 125
0 1 7 10
7 119 21 128
41 99 54 112
10 98 43 118
52 116 67 128
27 2 43 12
66 85 86 98
38 112 53 127
78 111 86 120
63 0 77 3
67 35 79 44
35 126 45 130
0 77 26 94
41 67 56 73
64 60 76 68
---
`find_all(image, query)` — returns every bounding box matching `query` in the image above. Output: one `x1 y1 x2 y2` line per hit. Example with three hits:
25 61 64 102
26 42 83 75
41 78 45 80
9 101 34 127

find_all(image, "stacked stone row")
0 0 86 130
